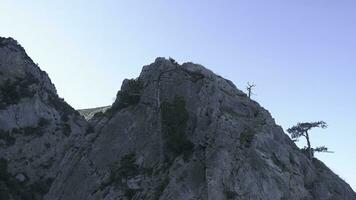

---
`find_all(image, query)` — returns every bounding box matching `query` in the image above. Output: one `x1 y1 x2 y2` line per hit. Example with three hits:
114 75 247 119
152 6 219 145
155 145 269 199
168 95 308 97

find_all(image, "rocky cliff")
0 37 88 200
0 37 355 200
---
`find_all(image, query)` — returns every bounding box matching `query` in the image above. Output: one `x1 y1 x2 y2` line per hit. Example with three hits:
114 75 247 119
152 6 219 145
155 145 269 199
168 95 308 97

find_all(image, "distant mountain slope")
1 37 355 200
78 106 110 120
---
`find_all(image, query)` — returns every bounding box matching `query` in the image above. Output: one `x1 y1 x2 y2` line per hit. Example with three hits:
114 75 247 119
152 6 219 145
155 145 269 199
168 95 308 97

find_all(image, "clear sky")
1 0 355 190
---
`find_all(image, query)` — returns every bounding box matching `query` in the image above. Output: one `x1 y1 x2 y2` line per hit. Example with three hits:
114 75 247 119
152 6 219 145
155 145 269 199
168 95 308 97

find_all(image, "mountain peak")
1 40 355 200
71 58 354 199
0 37 56 95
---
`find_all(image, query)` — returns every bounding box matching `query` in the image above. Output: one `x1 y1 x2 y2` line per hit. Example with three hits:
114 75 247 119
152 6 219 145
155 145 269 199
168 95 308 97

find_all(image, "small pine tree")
287 121 331 159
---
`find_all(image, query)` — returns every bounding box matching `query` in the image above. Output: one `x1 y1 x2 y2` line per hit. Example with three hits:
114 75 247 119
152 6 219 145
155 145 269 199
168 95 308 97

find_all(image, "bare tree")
246 82 256 98
287 121 331 159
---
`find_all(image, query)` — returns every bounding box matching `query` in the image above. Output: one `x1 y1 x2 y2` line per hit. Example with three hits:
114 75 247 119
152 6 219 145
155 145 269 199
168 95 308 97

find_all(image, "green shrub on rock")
0 157 53 199
161 96 194 161
38 118 50 127
62 123 72 137
110 153 139 184
0 76 38 110
107 79 143 115
240 127 255 148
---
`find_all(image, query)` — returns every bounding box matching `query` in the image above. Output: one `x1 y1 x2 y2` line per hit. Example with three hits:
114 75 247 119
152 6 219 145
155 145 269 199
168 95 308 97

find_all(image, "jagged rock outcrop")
0 37 88 200
1 37 355 200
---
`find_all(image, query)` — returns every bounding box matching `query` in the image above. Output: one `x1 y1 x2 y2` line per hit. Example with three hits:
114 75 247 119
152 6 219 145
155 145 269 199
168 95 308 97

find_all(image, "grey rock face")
0 37 87 200
0 38 355 200
46 58 356 200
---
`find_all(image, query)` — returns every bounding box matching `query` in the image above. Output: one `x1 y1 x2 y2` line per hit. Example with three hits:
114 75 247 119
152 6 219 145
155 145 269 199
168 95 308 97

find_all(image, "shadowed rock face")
1 37 355 200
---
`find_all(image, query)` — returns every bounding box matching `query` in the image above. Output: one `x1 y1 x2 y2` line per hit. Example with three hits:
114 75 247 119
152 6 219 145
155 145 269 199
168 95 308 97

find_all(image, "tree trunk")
305 131 312 159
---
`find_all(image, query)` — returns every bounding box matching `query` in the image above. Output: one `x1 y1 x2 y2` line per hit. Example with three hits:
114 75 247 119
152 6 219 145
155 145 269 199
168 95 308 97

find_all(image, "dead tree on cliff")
246 82 256 98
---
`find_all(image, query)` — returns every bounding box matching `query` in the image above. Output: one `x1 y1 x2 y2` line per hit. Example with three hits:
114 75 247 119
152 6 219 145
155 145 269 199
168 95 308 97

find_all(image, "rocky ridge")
78 106 110 120
0 37 87 200
0 37 355 200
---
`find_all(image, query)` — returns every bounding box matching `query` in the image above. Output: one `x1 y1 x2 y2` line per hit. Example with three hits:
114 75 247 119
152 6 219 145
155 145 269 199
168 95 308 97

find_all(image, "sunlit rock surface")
1 37 355 200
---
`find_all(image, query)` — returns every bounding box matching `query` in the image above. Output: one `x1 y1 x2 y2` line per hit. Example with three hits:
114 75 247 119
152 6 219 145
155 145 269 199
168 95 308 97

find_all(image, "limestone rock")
0 37 87 200
15 173 26 183
46 58 356 200
0 37 355 200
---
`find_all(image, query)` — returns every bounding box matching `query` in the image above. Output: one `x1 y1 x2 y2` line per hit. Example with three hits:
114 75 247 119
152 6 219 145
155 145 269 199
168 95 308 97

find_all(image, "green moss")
0 80 21 107
240 127 255 148
38 118 50 127
189 71 205 82
0 158 8 178
0 38 5 47
7 118 51 138
110 153 139 184
224 189 238 199
23 126 43 136
48 95 77 120
0 75 39 110
300 148 310 157
124 188 137 199
62 123 72 137
108 153 150 199
161 97 194 161
30 178 54 195
0 158 53 200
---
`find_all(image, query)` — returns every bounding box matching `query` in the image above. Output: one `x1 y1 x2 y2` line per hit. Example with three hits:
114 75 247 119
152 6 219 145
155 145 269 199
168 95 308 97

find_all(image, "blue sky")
1 0 355 190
